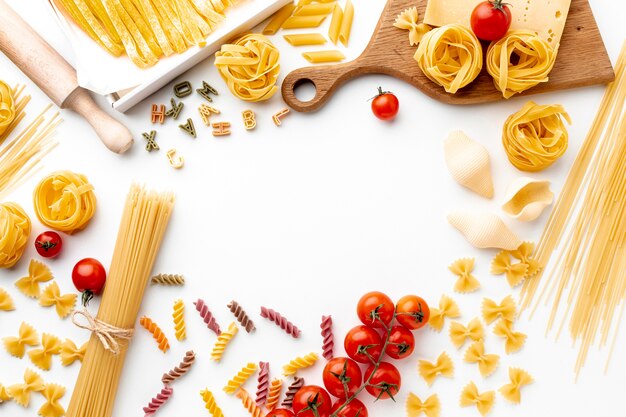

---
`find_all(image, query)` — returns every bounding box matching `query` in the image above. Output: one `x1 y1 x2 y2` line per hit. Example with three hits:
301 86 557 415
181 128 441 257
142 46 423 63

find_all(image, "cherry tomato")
470 0 512 41
385 325 415 359
331 399 369 417
363 362 401 400
323 357 362 398
357 291 394 329
264 409 295 417
72 258 107 306
344 325 383 364
34 231 63 258
395 295 430 330
371 87 399 121
292 386 332 417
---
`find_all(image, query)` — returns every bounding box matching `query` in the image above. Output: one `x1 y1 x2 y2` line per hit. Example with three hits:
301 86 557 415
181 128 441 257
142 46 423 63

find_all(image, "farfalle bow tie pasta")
417 351 454 386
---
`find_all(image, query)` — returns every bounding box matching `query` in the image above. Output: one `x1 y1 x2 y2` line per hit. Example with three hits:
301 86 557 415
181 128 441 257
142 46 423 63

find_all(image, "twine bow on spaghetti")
72 309 134 355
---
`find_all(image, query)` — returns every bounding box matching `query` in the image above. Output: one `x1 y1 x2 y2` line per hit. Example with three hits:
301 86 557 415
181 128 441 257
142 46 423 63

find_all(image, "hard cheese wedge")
423 0 571 47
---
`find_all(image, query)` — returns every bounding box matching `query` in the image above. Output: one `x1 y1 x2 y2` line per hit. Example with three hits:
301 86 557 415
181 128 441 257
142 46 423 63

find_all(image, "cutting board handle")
282 61 369 112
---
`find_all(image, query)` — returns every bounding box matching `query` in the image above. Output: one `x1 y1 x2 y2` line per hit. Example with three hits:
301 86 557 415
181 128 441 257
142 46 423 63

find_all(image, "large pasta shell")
448 211 522 250
502 177 554 222
444 130 494 199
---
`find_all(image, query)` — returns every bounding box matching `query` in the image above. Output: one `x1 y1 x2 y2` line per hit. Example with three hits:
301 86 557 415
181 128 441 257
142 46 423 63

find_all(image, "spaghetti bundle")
520 43 626 373
66 185 174 417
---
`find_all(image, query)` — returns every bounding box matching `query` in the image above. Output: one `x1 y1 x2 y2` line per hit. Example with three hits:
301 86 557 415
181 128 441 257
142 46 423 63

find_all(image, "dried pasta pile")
520 42 626 374
53 0 236 68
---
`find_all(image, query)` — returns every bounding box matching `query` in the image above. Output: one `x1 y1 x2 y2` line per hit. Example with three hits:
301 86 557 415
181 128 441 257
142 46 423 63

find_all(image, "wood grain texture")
0 0 133 153
282 0 614 112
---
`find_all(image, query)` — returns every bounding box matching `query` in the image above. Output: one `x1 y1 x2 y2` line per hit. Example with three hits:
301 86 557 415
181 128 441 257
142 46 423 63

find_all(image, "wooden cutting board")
281 0 614 112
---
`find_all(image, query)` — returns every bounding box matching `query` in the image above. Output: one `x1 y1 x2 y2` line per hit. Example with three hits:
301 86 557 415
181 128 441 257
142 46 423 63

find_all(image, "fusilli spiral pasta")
0 287 15 311
60 339 87 366
236 388 262 417
194 298 221 335
414 24 482 94
214 34 280 102
139 316 170 353
200 389 224 417
162 350 196 385
0 202 31 269
143 386 173 417
320 315 334 360
3 321 39 358
283 352 318 376
39 281 76 318
151 274 185 286
211 322 239 362
260 306 301 338
255 361 270 407
487 31 557 99
172 299 186 341
28 333 61 371
228 300 255 333
38 383 66 417
33 171 97 234
281 377 304 408
6 368 44 407
265 379 282 411
223 362 258 394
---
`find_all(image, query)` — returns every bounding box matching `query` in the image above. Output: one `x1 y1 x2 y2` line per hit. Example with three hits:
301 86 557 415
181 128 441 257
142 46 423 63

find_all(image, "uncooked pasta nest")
214 34 280 102
0 80 16 137
502 101 571 172
33 171 97 234
414 24 482 94
487 31 558 99
0 202 31 268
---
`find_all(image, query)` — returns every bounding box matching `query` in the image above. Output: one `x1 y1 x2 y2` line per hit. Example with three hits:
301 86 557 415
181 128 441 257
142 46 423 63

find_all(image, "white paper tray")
44 0 290 113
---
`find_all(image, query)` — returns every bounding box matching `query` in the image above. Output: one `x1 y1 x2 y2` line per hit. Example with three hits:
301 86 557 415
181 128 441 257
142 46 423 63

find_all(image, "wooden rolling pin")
0 0 133 154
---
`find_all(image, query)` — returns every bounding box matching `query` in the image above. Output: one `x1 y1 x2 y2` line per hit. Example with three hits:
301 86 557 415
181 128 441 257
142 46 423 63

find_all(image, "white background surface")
1 1 625 416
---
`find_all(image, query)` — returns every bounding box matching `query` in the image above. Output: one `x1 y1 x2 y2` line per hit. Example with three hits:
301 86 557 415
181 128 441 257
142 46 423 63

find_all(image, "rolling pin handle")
63 88 134 154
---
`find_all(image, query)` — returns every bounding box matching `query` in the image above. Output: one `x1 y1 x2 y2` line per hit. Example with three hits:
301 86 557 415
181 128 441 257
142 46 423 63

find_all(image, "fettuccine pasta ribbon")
0 80 16 138
71 309 134 355
414 24 482 94
215 34 280 102
0 202 31 269
33 171 97 234
487 31 557 98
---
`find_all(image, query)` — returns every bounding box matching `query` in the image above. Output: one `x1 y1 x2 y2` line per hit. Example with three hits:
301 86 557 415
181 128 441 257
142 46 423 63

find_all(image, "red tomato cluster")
290 291 430 417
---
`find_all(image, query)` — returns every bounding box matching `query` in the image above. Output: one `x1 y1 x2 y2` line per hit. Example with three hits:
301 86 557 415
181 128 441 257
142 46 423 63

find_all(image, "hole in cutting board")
293 78 317 102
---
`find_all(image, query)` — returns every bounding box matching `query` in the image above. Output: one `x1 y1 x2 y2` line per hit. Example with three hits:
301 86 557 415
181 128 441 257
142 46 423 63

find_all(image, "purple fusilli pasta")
143 386 174 416
260 306 301 338
281 377 304 408
255 361 270 407
320 315 334 360
194 298 221 335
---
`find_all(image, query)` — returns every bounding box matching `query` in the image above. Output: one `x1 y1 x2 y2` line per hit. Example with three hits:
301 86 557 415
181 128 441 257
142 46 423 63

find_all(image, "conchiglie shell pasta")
448 212 522 250
444 130 494 199
502 177 554 222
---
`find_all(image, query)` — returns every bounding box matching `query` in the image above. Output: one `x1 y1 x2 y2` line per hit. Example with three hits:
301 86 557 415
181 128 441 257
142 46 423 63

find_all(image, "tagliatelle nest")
214 34 280 102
